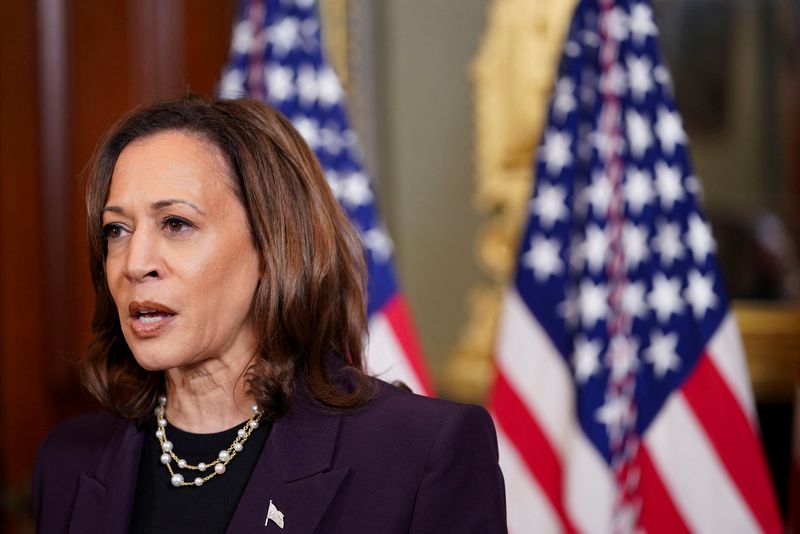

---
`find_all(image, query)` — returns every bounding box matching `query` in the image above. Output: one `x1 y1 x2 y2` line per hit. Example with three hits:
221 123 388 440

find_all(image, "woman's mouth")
128 301 177 337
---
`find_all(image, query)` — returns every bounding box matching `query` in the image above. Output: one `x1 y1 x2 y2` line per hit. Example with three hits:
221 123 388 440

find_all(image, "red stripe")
788 457 800 534
383 294 433 395
682 353 783 534
490 371 579 534
636 445 693 533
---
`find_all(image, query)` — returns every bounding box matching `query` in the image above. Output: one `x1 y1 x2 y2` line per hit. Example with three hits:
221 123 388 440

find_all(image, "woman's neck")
163 356 256 433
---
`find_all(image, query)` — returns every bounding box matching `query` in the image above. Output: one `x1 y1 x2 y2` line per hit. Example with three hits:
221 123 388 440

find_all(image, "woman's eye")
163 216 194 235
101 223 126 241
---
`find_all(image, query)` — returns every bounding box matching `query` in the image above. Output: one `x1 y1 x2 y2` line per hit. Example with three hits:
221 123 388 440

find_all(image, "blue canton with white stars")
516 0 728 463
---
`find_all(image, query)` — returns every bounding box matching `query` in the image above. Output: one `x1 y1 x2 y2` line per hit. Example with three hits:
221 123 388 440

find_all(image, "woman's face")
103 130 262 372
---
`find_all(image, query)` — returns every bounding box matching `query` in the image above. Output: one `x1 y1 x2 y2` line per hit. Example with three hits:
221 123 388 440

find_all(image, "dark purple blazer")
32 380 507 533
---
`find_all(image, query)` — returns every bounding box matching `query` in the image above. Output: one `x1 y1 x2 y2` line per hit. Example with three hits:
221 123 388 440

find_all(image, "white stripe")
645 392 762 534
496 288 575 451
564 432 615 534
496 287 615 533
495 424 564 534
707 312 757 423
365 313 425 394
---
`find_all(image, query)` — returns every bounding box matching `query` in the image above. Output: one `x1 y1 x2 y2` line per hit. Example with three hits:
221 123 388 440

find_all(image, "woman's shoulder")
339 377 498 453
369 378 492 424
32 411 141 529
35 411 131 470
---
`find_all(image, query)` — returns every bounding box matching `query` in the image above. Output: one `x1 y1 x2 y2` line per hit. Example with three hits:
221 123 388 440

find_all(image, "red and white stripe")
490 288 782 533
365 295 432 395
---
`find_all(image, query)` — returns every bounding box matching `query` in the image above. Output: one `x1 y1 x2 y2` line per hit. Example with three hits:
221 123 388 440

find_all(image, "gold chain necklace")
154 395 263 487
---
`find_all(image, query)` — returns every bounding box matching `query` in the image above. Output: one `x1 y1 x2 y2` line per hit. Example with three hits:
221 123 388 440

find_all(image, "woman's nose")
123 229 162 282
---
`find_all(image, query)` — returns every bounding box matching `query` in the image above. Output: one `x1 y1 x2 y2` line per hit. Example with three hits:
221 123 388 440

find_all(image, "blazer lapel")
68 417 144 534
226 395 349 534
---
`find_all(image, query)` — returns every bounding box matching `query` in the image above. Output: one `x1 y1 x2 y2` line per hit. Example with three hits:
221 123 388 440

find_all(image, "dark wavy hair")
80 93 374 420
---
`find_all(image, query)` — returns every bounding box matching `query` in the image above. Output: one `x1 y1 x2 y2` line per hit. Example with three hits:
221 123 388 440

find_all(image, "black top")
130 415 271 534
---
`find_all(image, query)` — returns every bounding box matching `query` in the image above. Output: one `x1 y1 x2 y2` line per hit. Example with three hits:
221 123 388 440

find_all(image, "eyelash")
161 216 194 235
101 223 127 241
101 216 195 241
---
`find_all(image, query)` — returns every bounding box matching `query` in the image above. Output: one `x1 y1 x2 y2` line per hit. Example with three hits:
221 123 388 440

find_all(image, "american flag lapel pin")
264 500 285 529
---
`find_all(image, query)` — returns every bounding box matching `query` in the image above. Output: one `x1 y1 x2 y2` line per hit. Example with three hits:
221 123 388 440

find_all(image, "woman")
32 94 507 533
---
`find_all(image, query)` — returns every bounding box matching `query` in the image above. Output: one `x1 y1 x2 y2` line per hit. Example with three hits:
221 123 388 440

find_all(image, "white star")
685 175 704 200
655 161 684 210
589 131 613 160
625 110 652 159
624 167 655 216
539 129 573 175
265 65 295 103
596 393 632 437
686 214 715 263
653 221 684 268
339 172 373 207
621 281 647 319
573 336 603 383
685 269 718 318
268 16 301 56
292 116 320 148
363 227 394 262
653 65 673 89
629 3 658 46
608 334 639 381
522 235 564 281
584 224 609 273
343 129 359 150
553 78 577 121
319 126 346 155
644 330 681 378
582 30 601 48
296 64 318 104
564 40 581 58
627 54 654 102
231 20 255 54
655 107 687 155
289 0 316 8
579 280 608 329
648 273 684 323
606 7 629 41
623 223 650 269
219 68 246 99
531 183 568 229
298 18 321 51
585 172 613 217
317 66 343 107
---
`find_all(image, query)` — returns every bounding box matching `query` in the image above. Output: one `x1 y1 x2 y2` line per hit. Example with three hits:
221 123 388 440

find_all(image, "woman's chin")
129 345 191 372
131 354 175 372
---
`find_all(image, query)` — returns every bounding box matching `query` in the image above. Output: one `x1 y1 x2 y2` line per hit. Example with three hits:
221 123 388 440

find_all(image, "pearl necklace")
154 395 263 488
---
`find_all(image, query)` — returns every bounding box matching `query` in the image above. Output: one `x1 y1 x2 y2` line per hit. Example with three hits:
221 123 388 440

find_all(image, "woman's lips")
129 313 176 337
128 301 177 337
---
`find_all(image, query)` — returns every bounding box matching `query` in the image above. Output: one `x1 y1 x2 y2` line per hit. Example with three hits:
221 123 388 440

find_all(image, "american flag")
490 0 783 532
218 0 431 394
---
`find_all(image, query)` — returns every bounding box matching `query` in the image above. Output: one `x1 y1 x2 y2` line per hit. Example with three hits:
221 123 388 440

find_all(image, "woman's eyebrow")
151 199 204 214
102 199 205 215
